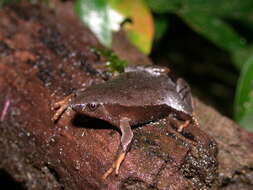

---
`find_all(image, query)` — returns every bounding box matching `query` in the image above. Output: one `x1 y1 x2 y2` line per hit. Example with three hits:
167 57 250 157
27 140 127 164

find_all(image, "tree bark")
0 2 252 190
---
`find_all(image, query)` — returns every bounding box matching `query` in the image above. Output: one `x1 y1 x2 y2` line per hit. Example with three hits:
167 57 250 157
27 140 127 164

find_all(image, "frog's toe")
52 101 62 109
177 120 190 132
52 104 68 122
115 152 126 174
102 164 115 179
52 95 74 122
102 152 126 179
53 98 70 110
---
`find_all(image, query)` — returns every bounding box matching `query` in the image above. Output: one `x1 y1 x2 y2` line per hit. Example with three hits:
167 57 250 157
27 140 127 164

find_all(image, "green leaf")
182 0 253 17
75 0 154 54
154 16 168 41
234 55 253 130
91 47 128 73
181 12 247 68
181 12 246 52
110 0 154 54
75 0 124 47
145 0 180 13
232 45 253 70
239 112 253 132
145 0 253 17
145 0 253 66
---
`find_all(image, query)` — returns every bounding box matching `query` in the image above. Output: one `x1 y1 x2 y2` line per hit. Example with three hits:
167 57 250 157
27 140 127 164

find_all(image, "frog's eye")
88 103 99 111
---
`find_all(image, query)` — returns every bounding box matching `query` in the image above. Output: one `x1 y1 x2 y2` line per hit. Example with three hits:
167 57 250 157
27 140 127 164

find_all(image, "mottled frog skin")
52 65 197 179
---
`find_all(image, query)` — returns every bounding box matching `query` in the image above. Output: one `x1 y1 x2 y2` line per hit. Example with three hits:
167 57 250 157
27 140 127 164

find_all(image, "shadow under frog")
52 65 199 179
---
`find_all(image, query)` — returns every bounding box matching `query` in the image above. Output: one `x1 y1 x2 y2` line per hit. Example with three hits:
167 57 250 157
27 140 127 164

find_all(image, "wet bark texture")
0 2 253 190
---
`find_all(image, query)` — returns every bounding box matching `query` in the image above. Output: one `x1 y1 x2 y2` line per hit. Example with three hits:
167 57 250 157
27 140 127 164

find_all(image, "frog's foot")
102 152 126 179
177 120 190 132
52 95 73 122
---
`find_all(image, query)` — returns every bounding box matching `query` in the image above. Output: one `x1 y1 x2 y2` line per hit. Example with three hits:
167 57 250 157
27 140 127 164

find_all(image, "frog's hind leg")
52 94 73 122
177 120 190 132
178 113 200 132
102 117 133 179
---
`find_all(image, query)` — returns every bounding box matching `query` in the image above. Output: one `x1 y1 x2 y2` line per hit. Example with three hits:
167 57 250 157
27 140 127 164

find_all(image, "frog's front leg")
52 87 90 122
52 94 74 121
102 117 133 179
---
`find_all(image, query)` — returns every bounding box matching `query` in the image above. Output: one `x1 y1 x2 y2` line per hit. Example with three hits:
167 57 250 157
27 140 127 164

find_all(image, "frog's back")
75 71 177 107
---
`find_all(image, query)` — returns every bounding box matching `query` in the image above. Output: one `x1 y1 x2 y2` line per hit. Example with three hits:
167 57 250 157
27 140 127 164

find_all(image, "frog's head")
70 101 114 125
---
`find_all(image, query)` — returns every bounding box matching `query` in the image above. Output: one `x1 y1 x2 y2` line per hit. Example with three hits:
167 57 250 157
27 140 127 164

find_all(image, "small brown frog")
52 65 198 179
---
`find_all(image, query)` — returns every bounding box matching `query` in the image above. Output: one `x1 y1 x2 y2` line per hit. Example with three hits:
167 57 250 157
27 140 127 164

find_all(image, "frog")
52 65 199 179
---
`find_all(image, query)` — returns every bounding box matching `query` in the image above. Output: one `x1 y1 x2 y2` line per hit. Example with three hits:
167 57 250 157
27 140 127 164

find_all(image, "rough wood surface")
0 2 252 190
